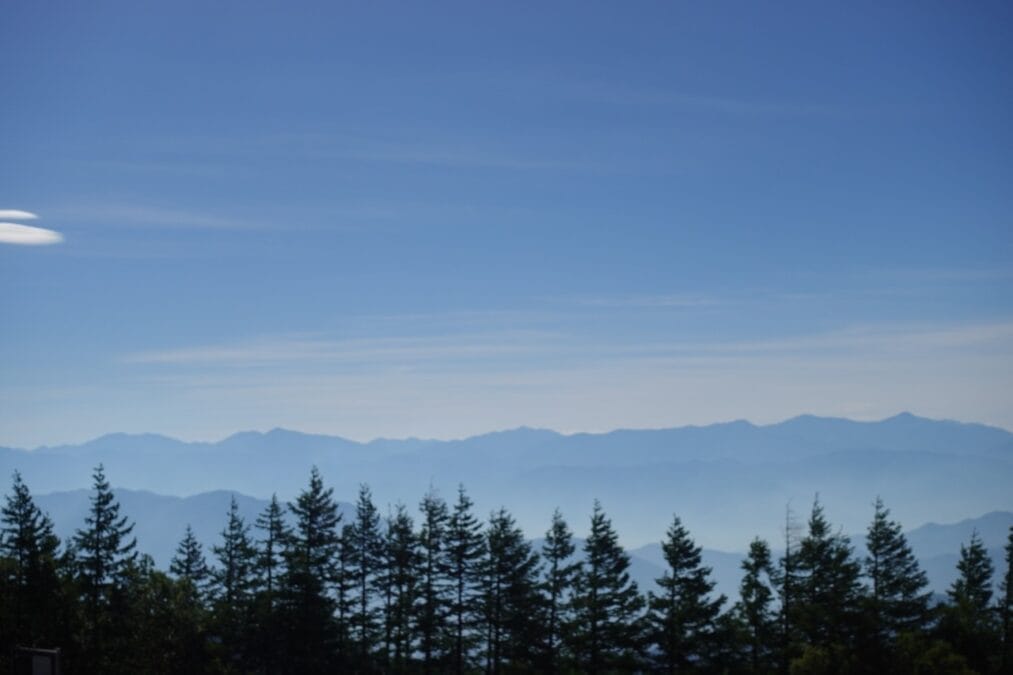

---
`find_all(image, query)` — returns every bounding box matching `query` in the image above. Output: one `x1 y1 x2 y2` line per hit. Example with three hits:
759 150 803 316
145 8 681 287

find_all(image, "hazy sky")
2 2 1011 447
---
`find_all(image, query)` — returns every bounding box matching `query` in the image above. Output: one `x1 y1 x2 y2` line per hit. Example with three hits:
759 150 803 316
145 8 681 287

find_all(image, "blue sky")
1 1 1011 447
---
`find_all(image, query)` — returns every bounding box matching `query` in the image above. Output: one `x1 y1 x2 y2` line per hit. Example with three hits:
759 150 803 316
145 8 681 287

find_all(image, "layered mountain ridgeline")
4 413 1012 549
32 486 1013 602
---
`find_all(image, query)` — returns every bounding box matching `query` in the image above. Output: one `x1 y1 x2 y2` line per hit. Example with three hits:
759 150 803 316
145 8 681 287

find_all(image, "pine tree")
571 500 645 674
416 487 451 672
1000 526 1013 673
171 524 210 589
773 504 803 671
864 497 931 667
943 529 997 672
255 493 288 610
335 523 356 659
282 466 342 672
735 537 776 674
646 515 725 673
71 464 138 671
1 471 63 651
211 496 258 669
384 503 420 672
791 498 862 665
445 484 485 675
253 493 289 674
480 507 541 674
541 508 580 673
349 483 384 666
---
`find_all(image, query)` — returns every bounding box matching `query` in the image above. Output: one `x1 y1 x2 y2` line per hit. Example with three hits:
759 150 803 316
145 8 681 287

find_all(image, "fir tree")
384 502 420 672
335 523 356 659
773 504 803 671
571 500 645 674
349 483 385 665
735 537 776 674
864 497 930 667
479 507 541 674
1 471 62 651
943 529 997 672
792 498 862 659
1000 526 1013 674
170 524 210 589
541 508 580 673
416 487 451 672
211 496 258 669
282 466 342 672
646 515 725 673
445 484 485 674
71 464 138 671
253 493 289 673
254 493 288 607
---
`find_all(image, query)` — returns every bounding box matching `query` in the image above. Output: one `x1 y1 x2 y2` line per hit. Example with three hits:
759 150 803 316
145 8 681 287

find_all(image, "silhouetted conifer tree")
942 529 997 673
72 464 138 671
1 471 64 660
479 507 541 674
773 503 803 672
791 498 863 670
863 497 930 669
335 523 356 659
282 466 342 672
253 493 289 673
647 515 725 672
384 502 420 672
1000 526 1013 674
211 496 258 669
735 537 776 674
349 483 384 666
171 524 210 589
571 500 644 674
416 487 451 672
541 508 580 673
445 484 485 674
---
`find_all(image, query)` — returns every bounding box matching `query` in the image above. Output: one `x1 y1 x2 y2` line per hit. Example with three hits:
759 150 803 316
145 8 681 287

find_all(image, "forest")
2 465 1012 674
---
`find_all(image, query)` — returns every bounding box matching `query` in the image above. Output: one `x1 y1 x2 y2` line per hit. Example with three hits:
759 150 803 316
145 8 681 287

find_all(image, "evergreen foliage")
479 507 542 673
1 472 64 663
647 515 725 672
171 524 210 588
416 487 451 672
570 500 645 674
348 483 384 667
735 537 776 673
281 466 342 673
1 467 1009 673
445 484 485 674
541 508 580 673
863 497 931 669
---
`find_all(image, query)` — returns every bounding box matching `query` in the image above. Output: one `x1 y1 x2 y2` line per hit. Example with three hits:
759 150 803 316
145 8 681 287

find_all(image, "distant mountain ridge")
4 412 1012 550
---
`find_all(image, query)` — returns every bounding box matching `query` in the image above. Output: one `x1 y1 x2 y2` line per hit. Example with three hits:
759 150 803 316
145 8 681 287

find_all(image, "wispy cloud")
49 205 264 230
124 331 561 367
0 209 39 220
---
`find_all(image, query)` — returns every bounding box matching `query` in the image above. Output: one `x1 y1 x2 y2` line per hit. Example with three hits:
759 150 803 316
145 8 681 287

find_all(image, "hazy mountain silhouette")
5 412 1011 548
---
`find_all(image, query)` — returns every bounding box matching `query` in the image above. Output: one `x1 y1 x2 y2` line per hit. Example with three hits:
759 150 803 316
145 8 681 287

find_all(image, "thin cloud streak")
0 222 64 245
51 205 265 230
0 210 39 220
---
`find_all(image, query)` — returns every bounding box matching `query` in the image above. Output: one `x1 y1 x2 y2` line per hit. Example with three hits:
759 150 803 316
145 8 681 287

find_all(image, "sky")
1 1 1011 448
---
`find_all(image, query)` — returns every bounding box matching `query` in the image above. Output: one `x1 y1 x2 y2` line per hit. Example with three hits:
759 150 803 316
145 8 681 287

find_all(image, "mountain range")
4 412 1012 551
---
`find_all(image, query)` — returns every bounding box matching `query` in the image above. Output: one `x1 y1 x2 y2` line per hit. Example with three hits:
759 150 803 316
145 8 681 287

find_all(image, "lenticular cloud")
0 209 63 245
